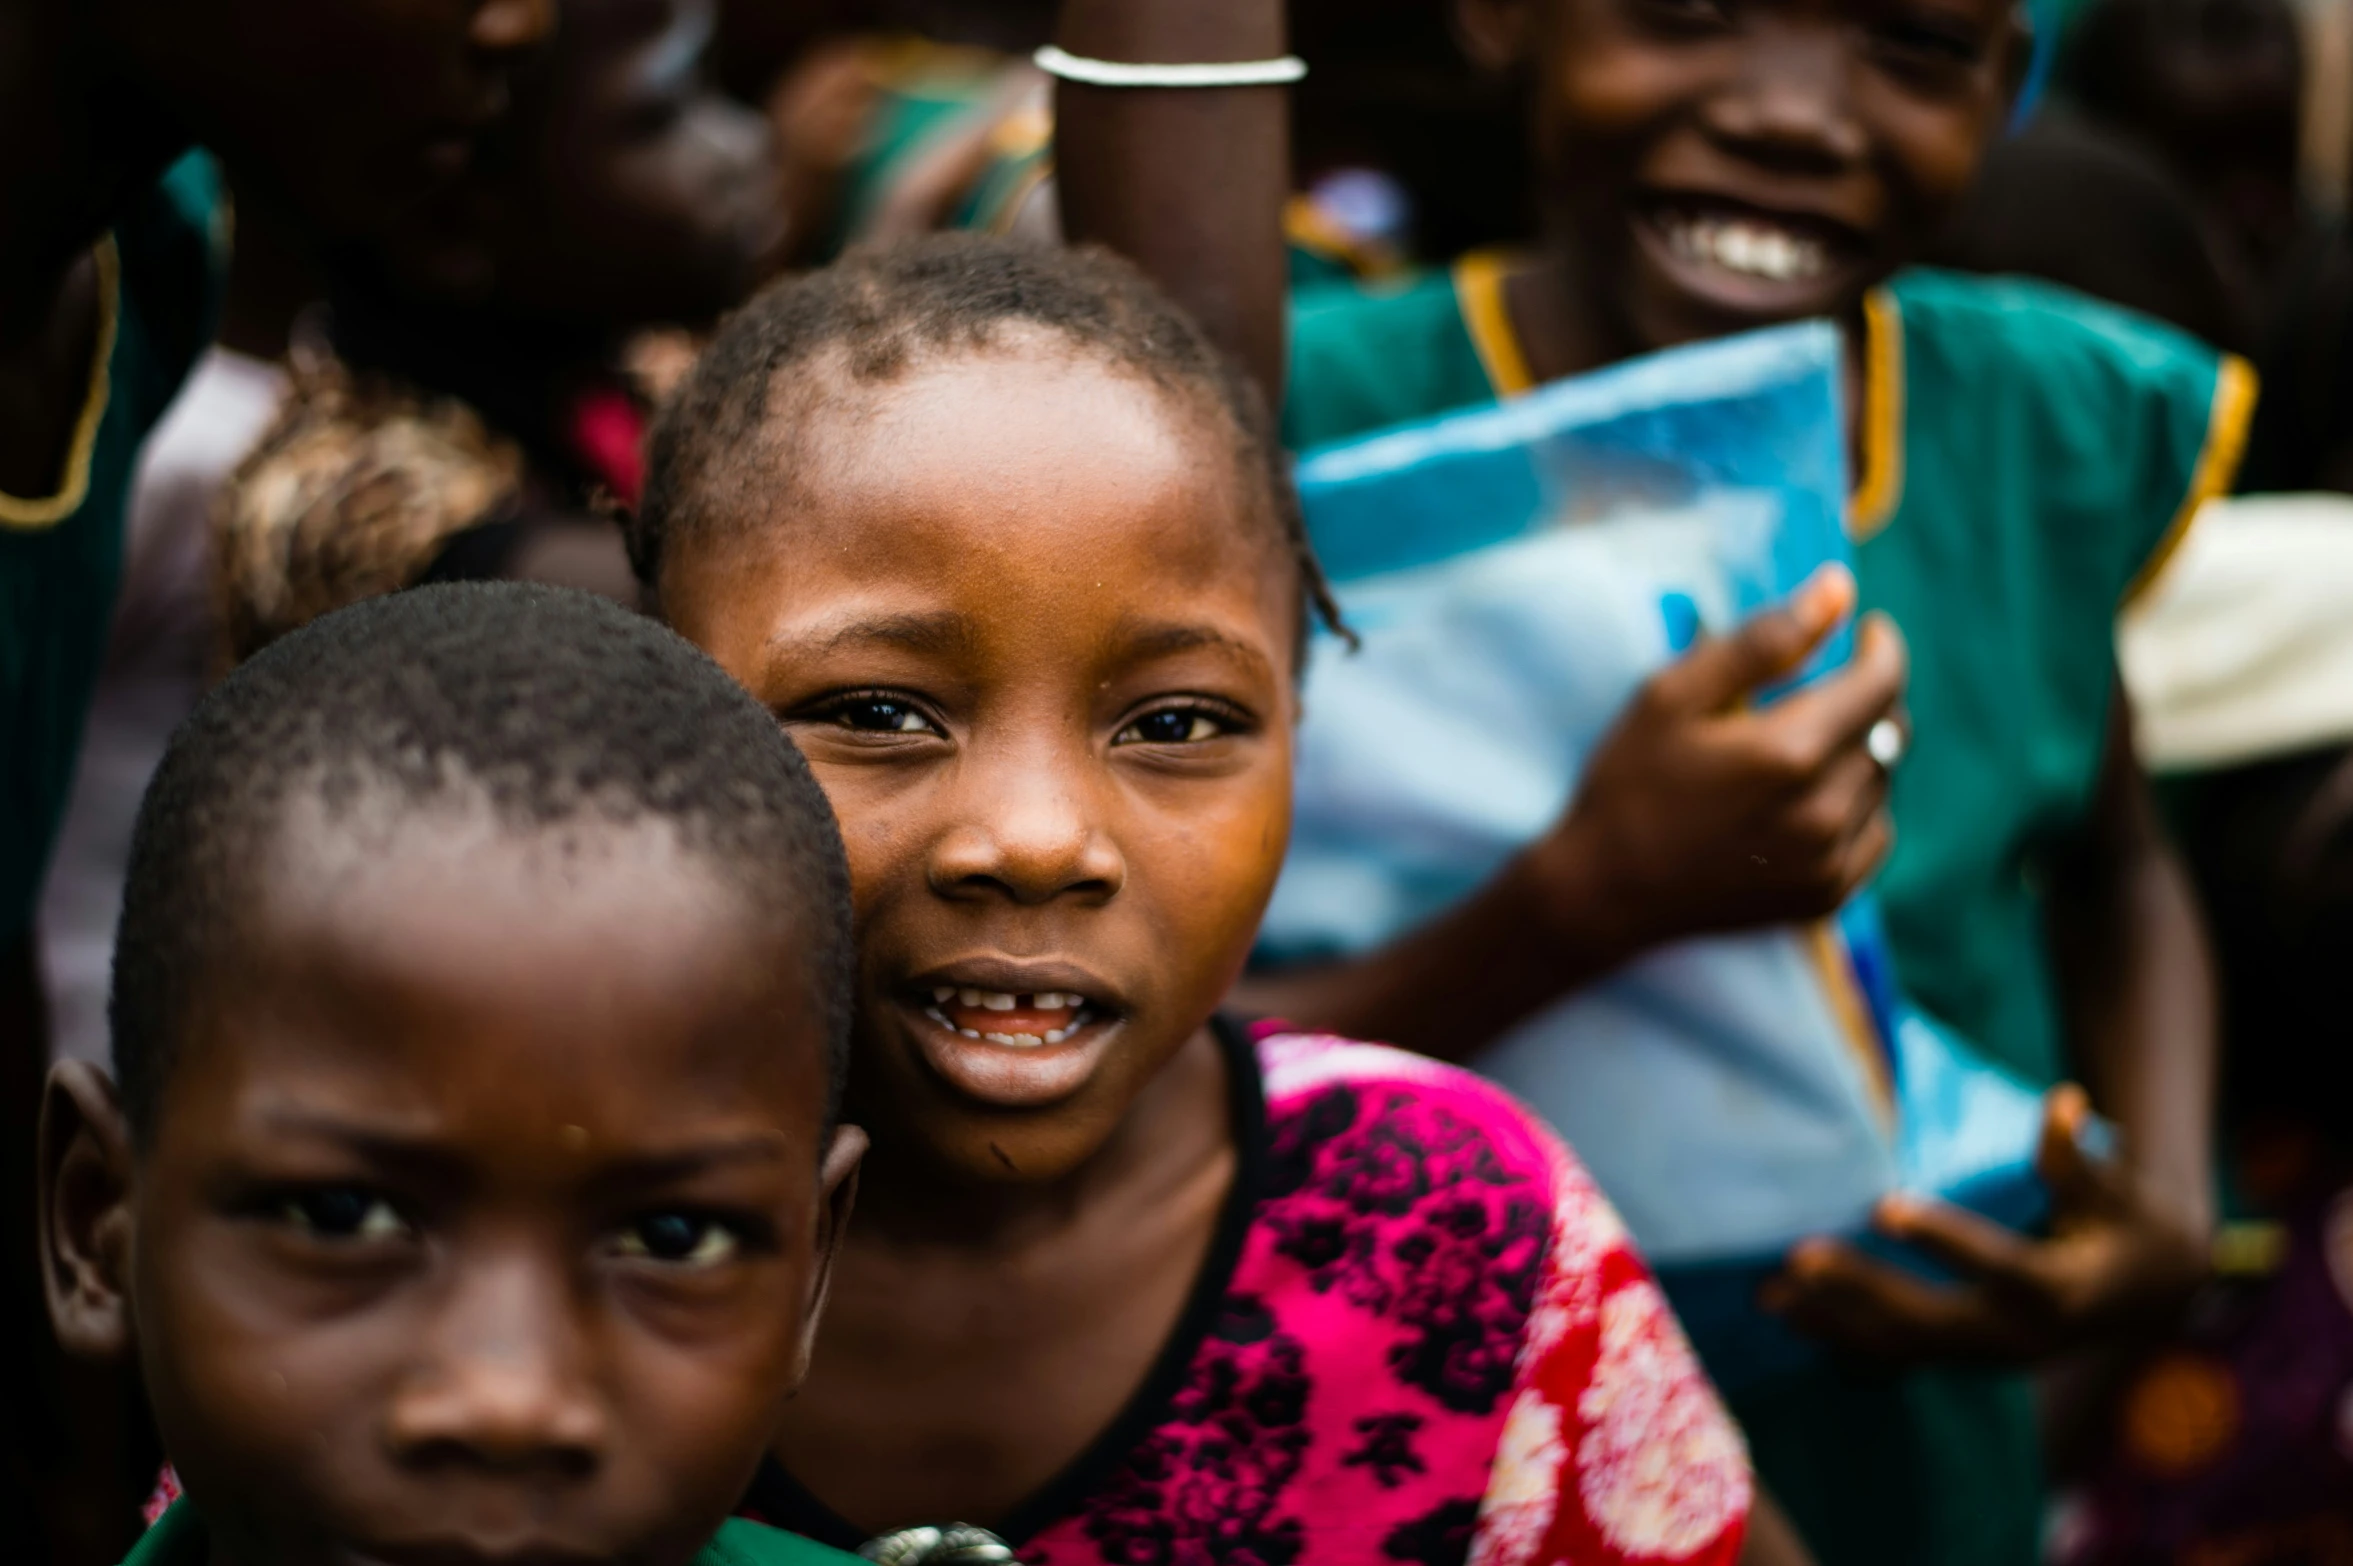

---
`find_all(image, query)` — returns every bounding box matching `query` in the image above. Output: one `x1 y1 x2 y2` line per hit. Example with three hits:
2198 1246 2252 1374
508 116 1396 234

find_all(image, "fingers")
1872 1194 2039 1288
1761 1239 2014 1362
1764 613 1909 764
2035 1083 2120 1217
1651 564 1857 713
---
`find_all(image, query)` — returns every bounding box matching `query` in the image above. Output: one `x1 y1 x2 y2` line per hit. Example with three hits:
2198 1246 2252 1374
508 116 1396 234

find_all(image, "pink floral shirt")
746 1022 1751 1566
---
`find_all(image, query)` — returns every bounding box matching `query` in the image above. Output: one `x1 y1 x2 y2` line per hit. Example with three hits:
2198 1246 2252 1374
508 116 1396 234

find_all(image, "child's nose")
927 777 1127 906
384 1256 607 1475
1705 29 1870 168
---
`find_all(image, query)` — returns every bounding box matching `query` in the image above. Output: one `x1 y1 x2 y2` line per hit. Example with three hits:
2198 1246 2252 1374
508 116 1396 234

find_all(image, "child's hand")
1524 564 1909 958
1758 1085 2212 1363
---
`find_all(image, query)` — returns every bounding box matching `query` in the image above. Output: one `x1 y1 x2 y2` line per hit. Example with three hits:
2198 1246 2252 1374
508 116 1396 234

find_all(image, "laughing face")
665 337 1298 1185
1463 0 2024 348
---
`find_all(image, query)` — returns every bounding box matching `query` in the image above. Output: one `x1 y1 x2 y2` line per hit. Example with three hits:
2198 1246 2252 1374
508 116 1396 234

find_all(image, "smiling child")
38 583 866 1566
632 233 1752 1566
1250 0 2254 1561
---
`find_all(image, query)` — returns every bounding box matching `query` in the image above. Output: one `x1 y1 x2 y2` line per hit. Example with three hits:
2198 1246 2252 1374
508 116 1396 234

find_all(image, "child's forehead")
179 803 826 1122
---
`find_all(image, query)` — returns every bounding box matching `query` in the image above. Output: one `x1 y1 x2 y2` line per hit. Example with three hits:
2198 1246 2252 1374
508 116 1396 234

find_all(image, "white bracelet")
1033 45 1306 88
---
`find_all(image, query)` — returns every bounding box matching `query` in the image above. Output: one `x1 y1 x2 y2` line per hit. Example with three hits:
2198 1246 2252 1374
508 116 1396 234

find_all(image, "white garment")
37 348 285 1067
2121 492 2353 773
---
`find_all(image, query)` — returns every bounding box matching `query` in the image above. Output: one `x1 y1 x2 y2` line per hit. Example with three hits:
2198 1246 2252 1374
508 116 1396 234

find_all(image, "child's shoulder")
1248 1021 1597 1211
1284 267 1499 451
1888 264 2235 406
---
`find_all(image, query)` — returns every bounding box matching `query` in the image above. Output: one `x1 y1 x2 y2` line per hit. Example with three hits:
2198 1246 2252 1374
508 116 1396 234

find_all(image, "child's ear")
1455 0 1539 73
790 1122 868 1390
40 1061 138 1363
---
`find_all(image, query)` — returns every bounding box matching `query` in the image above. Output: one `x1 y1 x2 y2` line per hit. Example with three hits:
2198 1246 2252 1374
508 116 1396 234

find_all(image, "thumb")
1652 563 1855 713
2034 1083 2115 1217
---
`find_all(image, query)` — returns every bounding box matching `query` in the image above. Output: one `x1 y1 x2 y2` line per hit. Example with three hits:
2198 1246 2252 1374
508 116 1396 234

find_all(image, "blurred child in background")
2046 742 2353 1560
3 5 556 1560
1230 0 2254 1561
217 0 789 660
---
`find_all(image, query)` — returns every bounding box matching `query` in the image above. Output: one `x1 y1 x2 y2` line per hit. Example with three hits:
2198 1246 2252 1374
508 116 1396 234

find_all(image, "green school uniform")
1 151 228 940
124 1499 863 1566
1285 257 2254 1566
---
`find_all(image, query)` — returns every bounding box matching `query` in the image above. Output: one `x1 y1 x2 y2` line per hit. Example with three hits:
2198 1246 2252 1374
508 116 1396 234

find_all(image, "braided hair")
631 233 1345 662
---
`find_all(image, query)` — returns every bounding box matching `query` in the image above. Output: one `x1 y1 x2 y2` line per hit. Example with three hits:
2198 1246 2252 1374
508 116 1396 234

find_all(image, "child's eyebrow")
1110 618 1276 681
775 609 979 660
251 1110 797 1181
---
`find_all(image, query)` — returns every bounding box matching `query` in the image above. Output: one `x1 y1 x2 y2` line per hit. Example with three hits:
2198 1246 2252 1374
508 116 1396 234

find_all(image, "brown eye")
1868 9 1990 75
281 1186 408 1242
826 695 939 735
1116 707 1233 745
612 1212 743 1267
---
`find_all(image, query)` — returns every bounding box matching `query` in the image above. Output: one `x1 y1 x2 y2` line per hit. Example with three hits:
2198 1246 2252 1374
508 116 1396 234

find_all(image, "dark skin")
388 0 786 331
326 0 790 603
40 808 864 1566
0 0 554 504
1764 688 2215 1358
3 9 550 1557
1238 0 1977 1057
665 343 1297 1530
1255 0 2213 1364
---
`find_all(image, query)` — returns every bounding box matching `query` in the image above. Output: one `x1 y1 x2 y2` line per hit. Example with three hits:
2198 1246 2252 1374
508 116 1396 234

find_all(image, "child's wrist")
1508 822 1647 978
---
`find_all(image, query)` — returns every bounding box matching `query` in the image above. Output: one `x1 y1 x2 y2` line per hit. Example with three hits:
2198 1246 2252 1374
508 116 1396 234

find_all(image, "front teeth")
1663 214 1826 283
923 989 1092 1048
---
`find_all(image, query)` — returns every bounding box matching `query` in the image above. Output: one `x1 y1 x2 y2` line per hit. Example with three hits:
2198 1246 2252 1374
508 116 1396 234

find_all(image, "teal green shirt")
125 1499 864 1566
1 151 228 939
1283 258 2253 1566
1287 257 2252 1086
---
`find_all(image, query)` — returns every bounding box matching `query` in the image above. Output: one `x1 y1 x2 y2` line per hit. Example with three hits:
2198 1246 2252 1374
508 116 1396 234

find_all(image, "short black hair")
111 582 854 1145
630 233 1345 661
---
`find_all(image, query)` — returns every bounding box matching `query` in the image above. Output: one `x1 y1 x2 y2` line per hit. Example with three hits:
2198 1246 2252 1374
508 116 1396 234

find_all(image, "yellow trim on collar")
0 237 121 531
1846 288 1904 541
2122 354 2259 606
1805 922 1896 1127
1454 249 1536 398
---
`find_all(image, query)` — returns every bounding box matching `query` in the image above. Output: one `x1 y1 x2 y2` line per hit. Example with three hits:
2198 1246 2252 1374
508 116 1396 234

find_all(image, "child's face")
48 810 858 1566
120 0 555 236
1464 0 2023 346
667 344 1298 1183
403 0 787 328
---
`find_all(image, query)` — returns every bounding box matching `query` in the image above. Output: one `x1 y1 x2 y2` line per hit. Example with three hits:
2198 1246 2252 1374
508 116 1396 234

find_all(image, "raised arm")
1048 0 1291 402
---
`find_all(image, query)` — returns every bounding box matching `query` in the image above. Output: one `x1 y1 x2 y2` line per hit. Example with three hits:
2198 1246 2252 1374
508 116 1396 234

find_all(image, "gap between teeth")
931 986 1084 1012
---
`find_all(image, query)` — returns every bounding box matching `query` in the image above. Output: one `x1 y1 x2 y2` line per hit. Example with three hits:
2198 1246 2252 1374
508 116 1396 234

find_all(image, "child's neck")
1501 240 1646 388
1506 234 1875 494
849 1022 1235 1254
0 0 186 337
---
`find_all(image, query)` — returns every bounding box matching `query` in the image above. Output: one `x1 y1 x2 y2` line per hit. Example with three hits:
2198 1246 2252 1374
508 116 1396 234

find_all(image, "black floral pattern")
1343 1413 1428 1489
1381 1497 1483 1565
1078 1298 1311 1566
1265 1084 1548 1413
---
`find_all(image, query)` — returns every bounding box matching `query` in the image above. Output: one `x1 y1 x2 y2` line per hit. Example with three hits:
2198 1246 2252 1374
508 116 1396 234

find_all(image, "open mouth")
900 969 1126 1111
1632 194 1864 304
922 987 1101 1048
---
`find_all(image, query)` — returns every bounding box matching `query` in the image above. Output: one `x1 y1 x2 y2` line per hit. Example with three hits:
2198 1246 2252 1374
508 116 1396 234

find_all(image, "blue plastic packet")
1262 321 2058 1389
